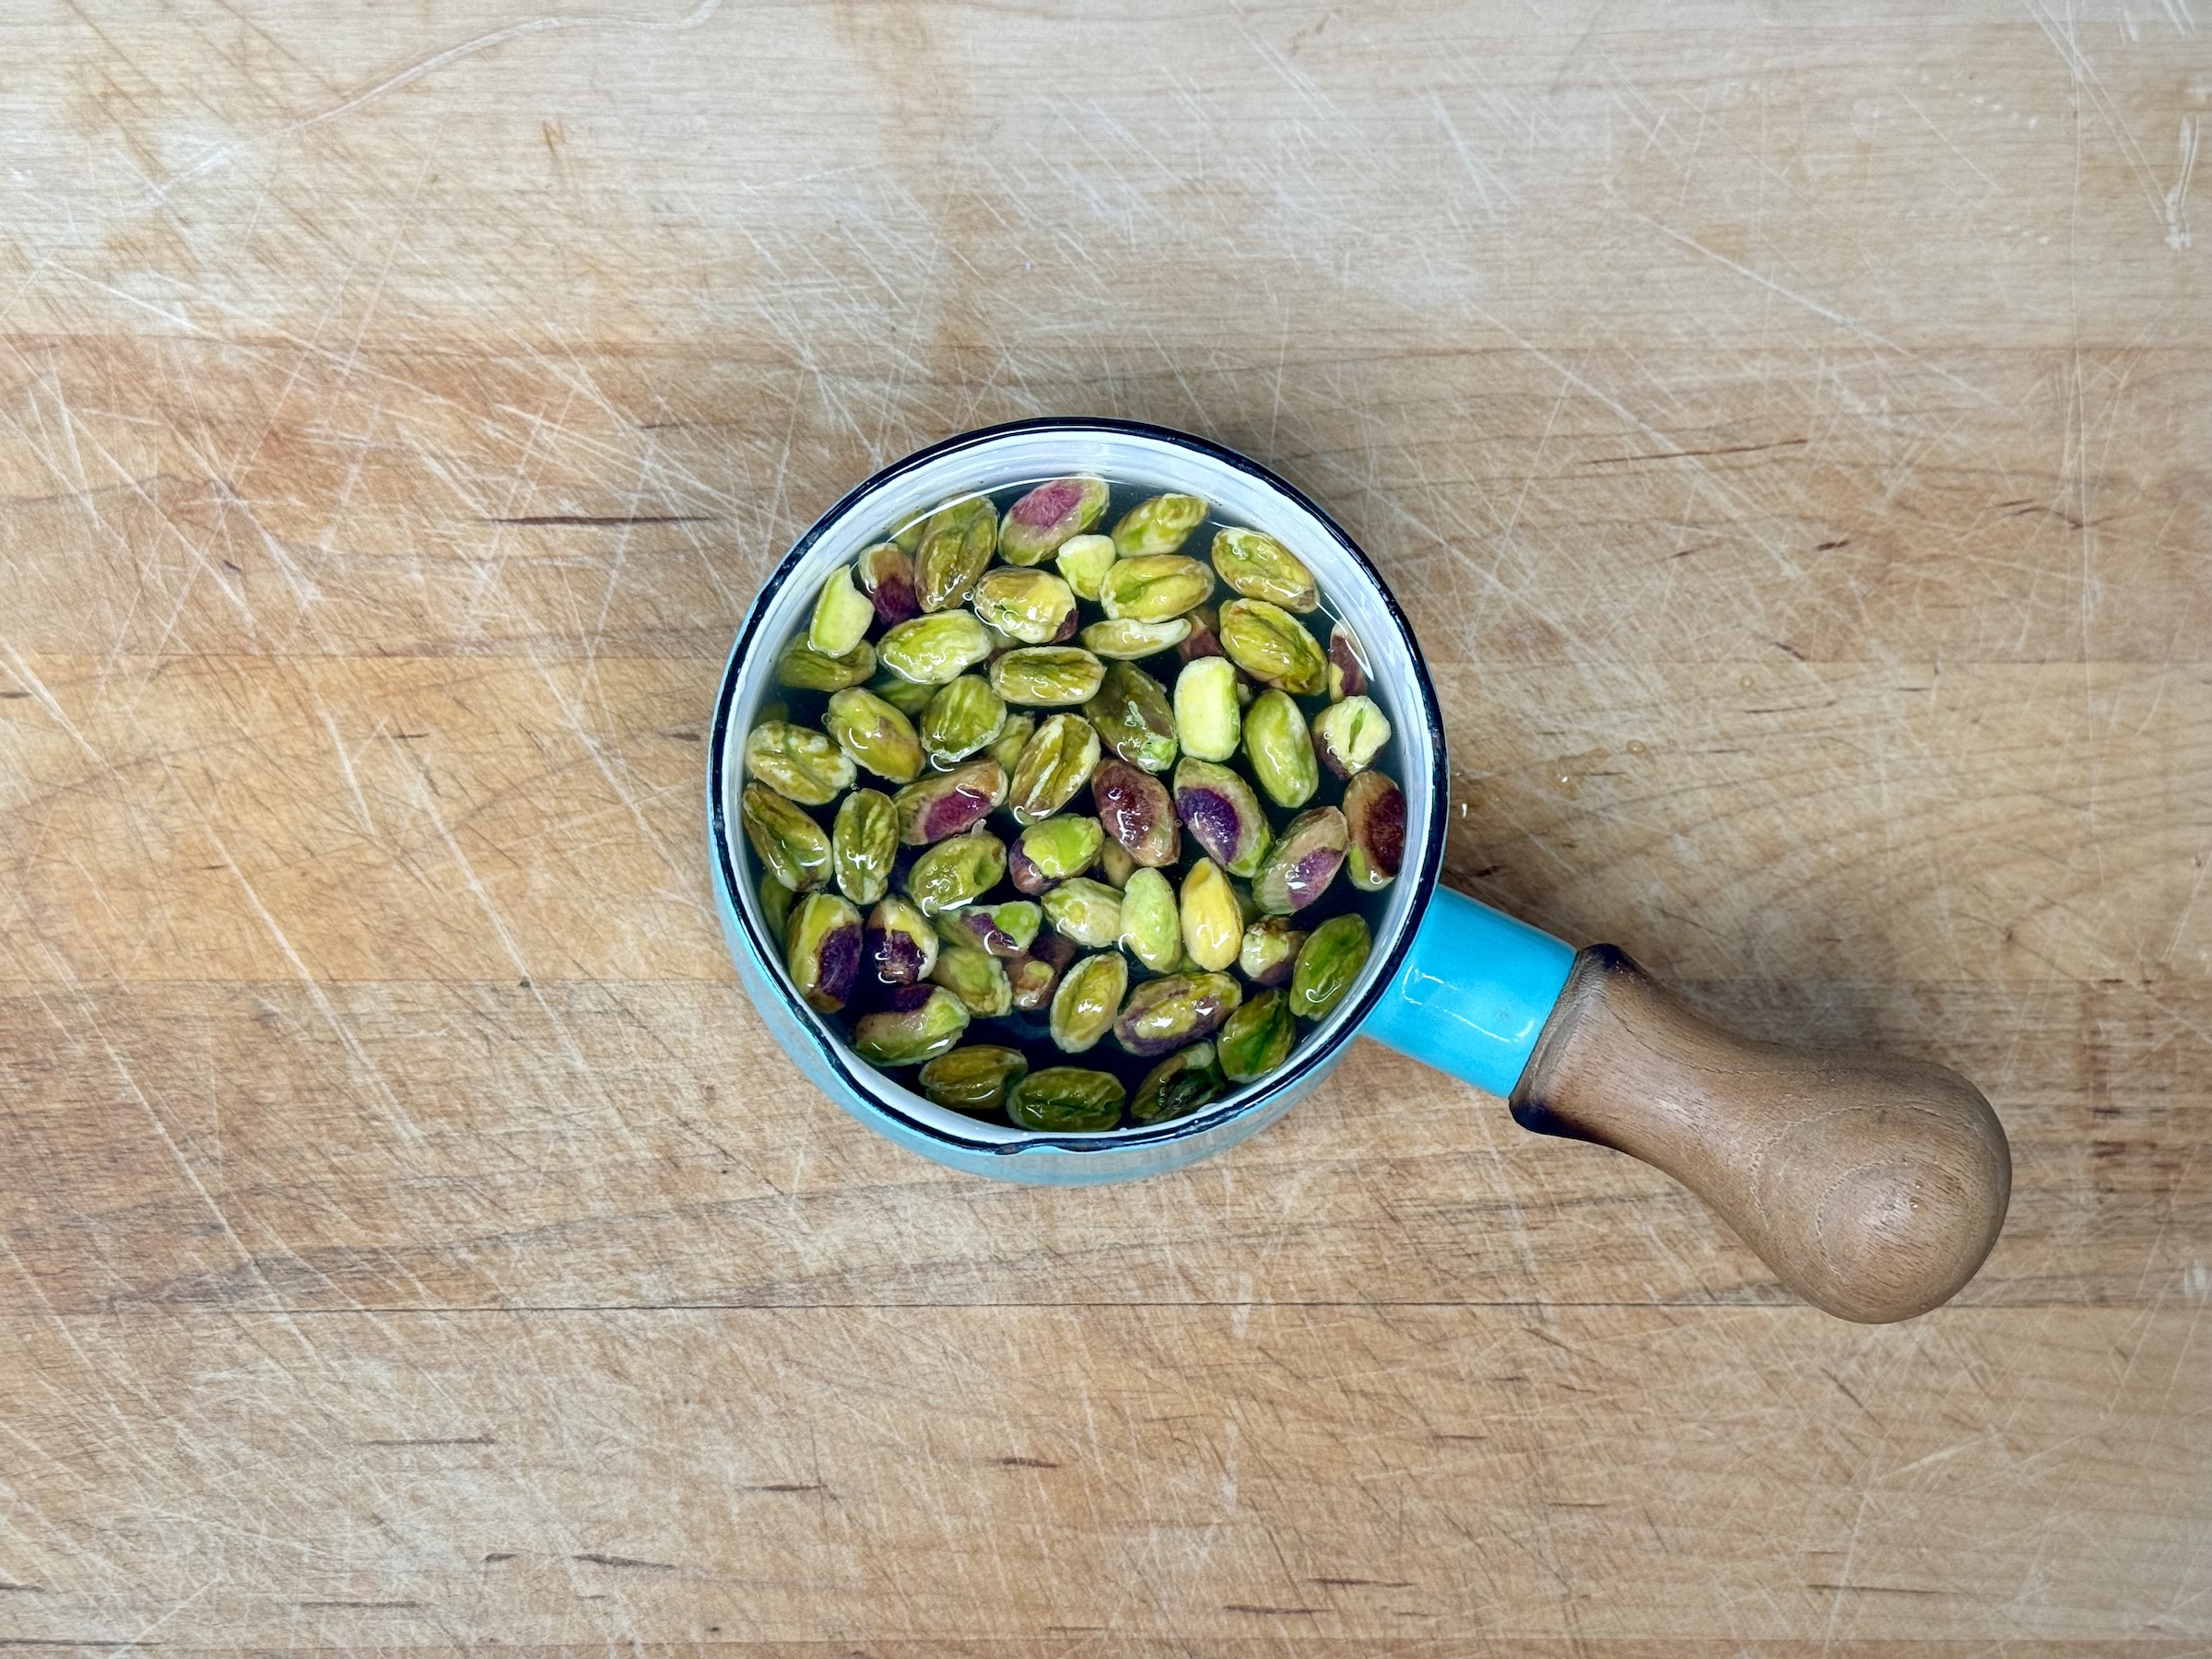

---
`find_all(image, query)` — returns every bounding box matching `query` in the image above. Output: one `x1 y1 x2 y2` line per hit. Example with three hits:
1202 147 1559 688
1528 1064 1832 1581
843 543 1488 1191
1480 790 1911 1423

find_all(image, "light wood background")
1 2 2206 1651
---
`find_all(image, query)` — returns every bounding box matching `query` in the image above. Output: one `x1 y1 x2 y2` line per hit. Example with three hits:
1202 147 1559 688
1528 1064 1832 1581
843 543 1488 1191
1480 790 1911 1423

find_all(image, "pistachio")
1046 536 1112 606
971 567 1078 645
913 494 997 612
1171 758 1272 878
823 688 925 784
1171 655 1241 762
1217 990 1297 1082
930 945 1012 1018
918 1045 1030 1113
1238 916 1305 987
1327 621 1371 701
1011 814 1103 892
1040 877 1124 948
1049 952 1128 1053
745 720 856 806
1084 660 1178 774
1079 617 1192 659
758 875 794 947
1290 912 1372 1020
990 646 1106 707
1177 604 1225 663
1219 598 1328 696
1209 525 1318 612
1241 689 1319 808
935 900 1041 959
986 712 1036 774
1100 554 1214 623
1091 757 1180 867
1343 770 1406 890
1006 931 1076 1011
785 891 864 1013
740 783 832 892
1131 1041 1227 1124
904 829 1006 914
776 637 877 692
1178 858 1244 972
892 759 1006 845
879 611 992 684
1118 865 1181 972
866 671 938 718
1006 712 1101 824
1006 1065 1125 1132
1250 806 1348 916
808 564 877 656
853 983 970 1066
1110 492 1207 558
832 788 898 905
998 476 1111 565
865 896 939 984
856 541 920 628
888 512 926 553
1098 838 1136 888
918 675 1007 769
1113 971 1242 1058
1311 695 1391 779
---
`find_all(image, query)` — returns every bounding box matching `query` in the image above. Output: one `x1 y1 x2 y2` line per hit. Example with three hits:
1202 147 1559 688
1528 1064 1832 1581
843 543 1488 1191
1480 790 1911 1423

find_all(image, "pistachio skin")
990 646 1106 707
1178 858 1244 972
1006 1066 1125 1132
970 566 1078 645
930 945 1013 1018
1011 815 1103 892
1209 526 1319 612
1327 621 1370 701
1100 554 1214 623
740 783 832 892
823 688 925 784
1079 617 1192 659
892 759 1006 845
1110 492 1207 558
1172 655 1241 762
785 892 864 1014
775 638 877 692
1092 758 1181 868
759 876 795 947
1218 598 1328 696
867 672 938 718
1055 533 1118 601
1006 713 1101 825
808 564 877 656
1040 877 1124 949
918 1045 1030 1113
879 611 992 684
745 720 856 806
1171 758 1272 878
1084 661 1178 774
935 900 1041 959
1238 916 1306 987
904 830 1006 915
918 675 1008 770
1241 689 1319 809
856 542 921 628
1311 695 1391 779
1290 913 1372 1020
1177 604 1224 663
831 788 898 905
913 494 997 612
1217 990 1297 1082
998 476 1110 565
1343 769 1406 890
1118 865 1182 972
1006 931 1076 1012
852 983 970 1066
865 896 939 985
986 712 1036 774
1049 952 1129 1054
1113 971 1242 1058
1250 806 1348 916
1131 1041 1227 1124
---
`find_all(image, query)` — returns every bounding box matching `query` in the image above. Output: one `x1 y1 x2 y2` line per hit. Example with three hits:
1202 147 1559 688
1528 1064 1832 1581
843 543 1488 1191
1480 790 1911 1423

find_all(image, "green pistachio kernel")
866 671 937 717
1290 912 1372 1020
1100 554 1214 624
1083 660 1178 774
1006 1065 1126 1132
739 782 831 892
1055 532 1119 601
1013 814 1104 890
1209 526 1319 613
918 1045 1030 1113
1098 838 1136 888
1040 877 1124 949
913 494 997 612
918 674 1008 770
1006 712 1102 824
1079 616 1193 659
1130 1041 1227 1124
1048 952 1129 1054
1178 858 1244 972
998 476 1111 565
1217 990 1297 1081
990 646 1106 707
971 566 1078 645
1118 865 1182 972
853 983 970 1066
1113 971 1241 1058
1311 695 1391 780
785 891 864 1013
1171 655 1241 762
759 875 795 947
986 712 1036 774
1241 689 1319 808
823 688 925 784
775 637 877 692
1218 598 1328 697
745 720 856 806
1110 492 1207 558
904 830 1007 914
878 610 994 685
831 788 898 905
808 563 877 656
935 900 1041 959
1238 915 1305 987
930 945 1012 1018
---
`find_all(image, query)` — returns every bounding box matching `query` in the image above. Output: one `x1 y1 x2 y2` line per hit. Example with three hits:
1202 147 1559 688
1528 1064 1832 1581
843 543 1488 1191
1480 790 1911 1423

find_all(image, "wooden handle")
1511 947 2010 1323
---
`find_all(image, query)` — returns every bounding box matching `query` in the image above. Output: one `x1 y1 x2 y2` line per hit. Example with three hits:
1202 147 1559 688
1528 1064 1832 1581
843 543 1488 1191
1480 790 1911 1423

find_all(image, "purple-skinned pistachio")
856 541 920 628
1010 814 1103 893
1290 913 1372 1020
1249 806 1348 916
1006 930 1076 1012
1112 971 1242 1058
930 945 1012 1018
865 896 939 985
1176 604 1224 664
892 759 1006 845
1327 621 1370 701
998 476 1111 565
1091 757 1180 868
1239 916 1305 987
935 900 1041 959
852 982 970 1066
1171 757 1272 878
785 891 863 1013
1310 695 1391 780
1343 769 1406 890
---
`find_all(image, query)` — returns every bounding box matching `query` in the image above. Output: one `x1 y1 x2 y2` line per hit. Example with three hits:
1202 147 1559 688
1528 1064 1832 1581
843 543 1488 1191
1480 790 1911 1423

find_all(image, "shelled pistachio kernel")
913 494 996 612
998 476 1110 565
879 610 991 684
1098 838 1136 888
776 637 876 692
1178 604 1224 663
759 876 795 946
1110 492 1207 558
1210 526 1318 613
1131 1041 1227 1124
786 891 863 1013
1100 554 1213 625
1114 971 1241 1057
853 983 969 1065
919 1045 1030 1113
1172 655 1241 762
930 945 1012 1018
1049 952 1129 1054
856 542 920 628
1012 814 1103 890
867 671 937 718
1219 598 1328 696
987 712 1036 774
1238 916 1305 987
990 646 1106 707
745 720 856 806
1218 990 1297 1081
1311 695 1391 779
865 896 938 984
808 563 876 656
1055 533 1118 602
1006 712 1101 825
1007 932 1076 1011
1290 912 1372 1020
824 688 924 783
1091 758 1180 867
935 900 1041 959
1084 660 1178 774
918 675 1007 769
893 759 1006 845
1007 1065 1125 1132
1178 858 1243 972
1251 806 1348 916
832 788 897 904
1041 877 1124 948
972 567 1077 646
740 782 831 892
1327 621 1370 701
1119 865 1181 972
1172 758 1271 878
904 829 1006 914
1080 617 1192 659
1241 688 1318 809
1343 770 1406 890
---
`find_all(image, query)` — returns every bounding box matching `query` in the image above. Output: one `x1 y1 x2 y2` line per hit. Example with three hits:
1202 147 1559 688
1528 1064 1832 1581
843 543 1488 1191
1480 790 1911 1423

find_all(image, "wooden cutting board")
0 1 2205 1648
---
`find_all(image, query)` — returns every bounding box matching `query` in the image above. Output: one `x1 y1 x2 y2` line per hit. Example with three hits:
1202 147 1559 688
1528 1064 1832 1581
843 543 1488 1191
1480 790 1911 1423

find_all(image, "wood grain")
0 0 2206 1650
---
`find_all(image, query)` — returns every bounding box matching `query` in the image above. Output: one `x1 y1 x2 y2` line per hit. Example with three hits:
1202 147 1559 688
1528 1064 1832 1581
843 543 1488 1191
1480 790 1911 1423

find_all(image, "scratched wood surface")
0 1 2206 1651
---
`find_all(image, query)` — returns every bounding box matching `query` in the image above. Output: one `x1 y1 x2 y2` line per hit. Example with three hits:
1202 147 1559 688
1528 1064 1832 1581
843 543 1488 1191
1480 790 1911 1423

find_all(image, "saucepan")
706 418 2010 1323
